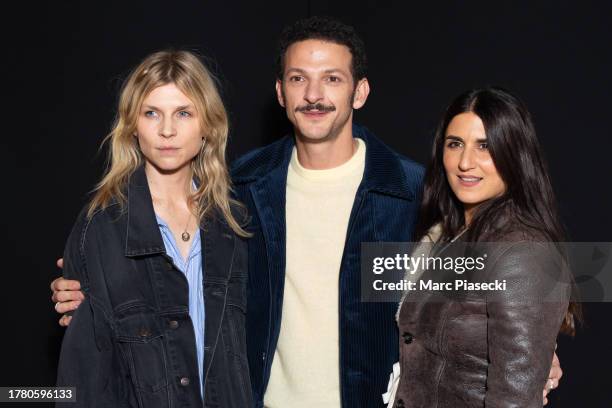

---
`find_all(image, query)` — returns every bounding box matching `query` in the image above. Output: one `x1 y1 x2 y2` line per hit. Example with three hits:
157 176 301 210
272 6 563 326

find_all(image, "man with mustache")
51 16 562 407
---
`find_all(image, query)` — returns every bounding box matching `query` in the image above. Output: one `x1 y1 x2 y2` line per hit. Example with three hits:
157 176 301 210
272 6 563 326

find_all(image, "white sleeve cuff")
382 361 401 406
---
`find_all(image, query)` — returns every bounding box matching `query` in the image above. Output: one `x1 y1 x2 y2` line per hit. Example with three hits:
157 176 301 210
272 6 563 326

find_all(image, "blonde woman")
56 50 252 408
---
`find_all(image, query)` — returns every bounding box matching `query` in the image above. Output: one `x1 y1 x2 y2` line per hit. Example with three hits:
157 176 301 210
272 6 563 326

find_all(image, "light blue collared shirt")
156 214 205 399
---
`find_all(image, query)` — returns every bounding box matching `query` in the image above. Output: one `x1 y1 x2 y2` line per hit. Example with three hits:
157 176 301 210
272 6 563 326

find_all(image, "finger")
50 277 62 292
53 278 82 292
51 277 65 292
52 289 85 303
56 258 64 269
59 315 72 327
549 378 558 390
55 300 82 315
549 352 563 381
543 395 548 406
552 352 561 371
49 276 66 292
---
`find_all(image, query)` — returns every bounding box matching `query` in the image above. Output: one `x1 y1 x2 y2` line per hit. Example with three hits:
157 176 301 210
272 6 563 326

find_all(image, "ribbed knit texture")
263 139 366 408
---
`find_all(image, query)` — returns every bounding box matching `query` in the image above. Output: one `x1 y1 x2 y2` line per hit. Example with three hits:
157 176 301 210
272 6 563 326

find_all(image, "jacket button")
139 328 152 338
168 320 179 329
402 332 413 344
180 377 190 386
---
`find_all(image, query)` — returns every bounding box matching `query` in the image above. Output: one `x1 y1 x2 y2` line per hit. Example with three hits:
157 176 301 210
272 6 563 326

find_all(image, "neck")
463 204 477 227
294 122 356 170
145 163 192 207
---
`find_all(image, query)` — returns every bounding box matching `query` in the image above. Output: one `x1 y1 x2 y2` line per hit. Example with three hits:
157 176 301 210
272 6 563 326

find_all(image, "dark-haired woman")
390 87 578 407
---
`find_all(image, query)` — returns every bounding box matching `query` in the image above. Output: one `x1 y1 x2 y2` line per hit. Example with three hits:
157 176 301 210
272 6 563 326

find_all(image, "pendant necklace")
181 212 193 242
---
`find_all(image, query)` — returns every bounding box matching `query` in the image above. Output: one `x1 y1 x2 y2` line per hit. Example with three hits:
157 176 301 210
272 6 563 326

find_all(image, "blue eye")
178 111 191 118
144 111 158 118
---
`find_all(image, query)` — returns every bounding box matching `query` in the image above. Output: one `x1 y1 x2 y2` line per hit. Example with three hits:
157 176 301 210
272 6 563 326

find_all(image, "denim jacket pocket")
114 306 170 398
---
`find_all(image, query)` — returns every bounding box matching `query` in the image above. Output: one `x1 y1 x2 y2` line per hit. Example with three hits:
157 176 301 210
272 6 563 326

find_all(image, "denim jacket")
57 166 252 408
231 125 424 407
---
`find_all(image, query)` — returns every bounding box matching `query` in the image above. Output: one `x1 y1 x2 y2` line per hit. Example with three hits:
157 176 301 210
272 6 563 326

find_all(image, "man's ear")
352 77 370 110
275 79 285 107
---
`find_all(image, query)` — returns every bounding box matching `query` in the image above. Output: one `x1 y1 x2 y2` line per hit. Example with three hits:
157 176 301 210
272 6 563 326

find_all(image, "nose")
159 116 176 139
304 80 324 104
458 148 476 171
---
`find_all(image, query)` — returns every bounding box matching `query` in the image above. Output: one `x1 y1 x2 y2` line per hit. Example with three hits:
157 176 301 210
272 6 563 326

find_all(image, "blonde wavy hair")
88 50 249 237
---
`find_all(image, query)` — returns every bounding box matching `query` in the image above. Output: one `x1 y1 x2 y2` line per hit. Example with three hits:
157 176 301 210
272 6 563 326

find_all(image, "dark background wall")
4 0 611 406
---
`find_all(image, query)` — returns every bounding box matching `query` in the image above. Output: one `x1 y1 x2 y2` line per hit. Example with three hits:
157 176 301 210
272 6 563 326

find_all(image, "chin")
301 132 331 141
295 128 328 140
299 124 343 141
456 194 490 207
148 159 190 174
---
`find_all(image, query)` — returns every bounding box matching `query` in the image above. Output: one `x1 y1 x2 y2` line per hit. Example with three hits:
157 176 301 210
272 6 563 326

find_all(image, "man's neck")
294 128 357 170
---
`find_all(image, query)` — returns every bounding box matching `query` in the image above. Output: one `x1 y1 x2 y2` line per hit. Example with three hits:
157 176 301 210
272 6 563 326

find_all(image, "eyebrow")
142 104 194 111
445 135 487 143
323 69 347 75
284 68 348 76
285 68 306 75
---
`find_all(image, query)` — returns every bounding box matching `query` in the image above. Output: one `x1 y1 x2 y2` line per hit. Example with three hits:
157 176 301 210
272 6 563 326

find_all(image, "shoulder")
480 225 569 299
357 125 424 178
394 151 425 183
354 125 425 200
483 223 554 267
230 135 294 183
486 220 550 243
67 201 123 252
63 203 117 283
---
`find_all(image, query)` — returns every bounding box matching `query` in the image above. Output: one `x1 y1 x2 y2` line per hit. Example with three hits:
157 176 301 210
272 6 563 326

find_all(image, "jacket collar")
231 134 295 185
232 124 417 200
124 166 166 257
353 124 417 200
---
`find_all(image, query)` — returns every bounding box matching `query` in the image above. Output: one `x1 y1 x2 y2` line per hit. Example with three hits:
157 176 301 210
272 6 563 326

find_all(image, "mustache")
295 103 336 113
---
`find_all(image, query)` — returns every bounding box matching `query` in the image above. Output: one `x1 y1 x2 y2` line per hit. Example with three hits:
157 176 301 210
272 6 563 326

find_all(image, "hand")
51 258 84 327
543 348 562 406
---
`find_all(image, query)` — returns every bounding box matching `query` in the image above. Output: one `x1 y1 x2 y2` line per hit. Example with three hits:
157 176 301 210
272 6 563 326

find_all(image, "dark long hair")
416 87 580 335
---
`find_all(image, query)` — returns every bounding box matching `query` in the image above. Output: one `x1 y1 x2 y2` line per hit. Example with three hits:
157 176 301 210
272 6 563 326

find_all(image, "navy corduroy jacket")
231 125 424 407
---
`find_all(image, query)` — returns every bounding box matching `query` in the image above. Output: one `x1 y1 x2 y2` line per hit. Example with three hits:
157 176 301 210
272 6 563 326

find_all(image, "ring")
549 379 555 390
55 301 61 312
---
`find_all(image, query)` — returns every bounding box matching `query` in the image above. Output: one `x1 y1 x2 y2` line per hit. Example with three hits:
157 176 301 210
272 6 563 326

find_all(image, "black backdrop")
5 1 611 406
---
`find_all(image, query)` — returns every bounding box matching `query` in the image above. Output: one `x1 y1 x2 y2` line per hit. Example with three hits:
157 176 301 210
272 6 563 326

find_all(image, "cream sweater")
263 139 366 408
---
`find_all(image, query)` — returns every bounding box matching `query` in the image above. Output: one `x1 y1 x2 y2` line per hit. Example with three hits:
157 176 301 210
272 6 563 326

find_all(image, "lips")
296 103 335 120
157 147 180 155
457 175 483 186
300 109 330 118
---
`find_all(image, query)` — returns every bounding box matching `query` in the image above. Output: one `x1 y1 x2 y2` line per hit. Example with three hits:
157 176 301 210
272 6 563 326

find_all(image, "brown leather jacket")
393 229 570 408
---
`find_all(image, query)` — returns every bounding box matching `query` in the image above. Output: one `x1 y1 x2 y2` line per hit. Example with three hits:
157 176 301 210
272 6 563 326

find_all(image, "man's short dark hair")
276 16 368 83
